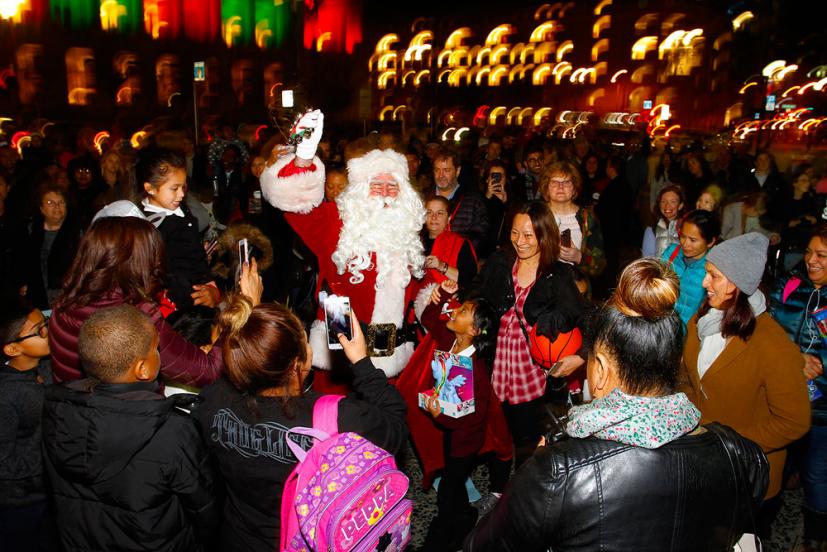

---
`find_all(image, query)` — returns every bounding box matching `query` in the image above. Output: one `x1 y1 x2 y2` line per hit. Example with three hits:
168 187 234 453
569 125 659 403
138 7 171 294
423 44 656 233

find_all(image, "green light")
222 0 254 47
52 0 97 30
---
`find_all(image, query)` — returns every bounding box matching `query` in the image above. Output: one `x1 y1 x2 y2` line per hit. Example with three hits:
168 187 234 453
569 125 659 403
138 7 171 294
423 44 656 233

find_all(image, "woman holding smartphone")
540 161 606 283
482 161 512 257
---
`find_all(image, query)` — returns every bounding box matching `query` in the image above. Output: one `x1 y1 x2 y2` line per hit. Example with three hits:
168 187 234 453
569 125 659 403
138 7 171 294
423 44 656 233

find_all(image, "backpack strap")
668 244 681 264
313 395 345 438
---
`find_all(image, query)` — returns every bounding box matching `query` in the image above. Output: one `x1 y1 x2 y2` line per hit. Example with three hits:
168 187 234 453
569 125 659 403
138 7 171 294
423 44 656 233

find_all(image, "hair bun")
219 294 255 336
612 258 680 319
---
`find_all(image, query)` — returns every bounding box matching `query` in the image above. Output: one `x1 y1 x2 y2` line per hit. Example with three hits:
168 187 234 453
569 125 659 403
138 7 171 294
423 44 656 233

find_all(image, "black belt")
359 322 418 357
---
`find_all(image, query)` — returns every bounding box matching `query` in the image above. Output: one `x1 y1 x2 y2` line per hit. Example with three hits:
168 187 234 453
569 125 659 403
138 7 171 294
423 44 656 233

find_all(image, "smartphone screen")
238 238 249 266
560 229 572 248
491 172 502 184
324 294 353 350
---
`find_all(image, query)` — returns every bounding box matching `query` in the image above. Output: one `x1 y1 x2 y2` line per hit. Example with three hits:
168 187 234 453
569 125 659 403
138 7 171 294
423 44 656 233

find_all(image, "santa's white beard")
333 194 425 289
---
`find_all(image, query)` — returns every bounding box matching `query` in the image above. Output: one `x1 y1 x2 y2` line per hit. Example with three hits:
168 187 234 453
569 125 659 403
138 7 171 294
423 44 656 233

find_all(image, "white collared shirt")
141 198 184 218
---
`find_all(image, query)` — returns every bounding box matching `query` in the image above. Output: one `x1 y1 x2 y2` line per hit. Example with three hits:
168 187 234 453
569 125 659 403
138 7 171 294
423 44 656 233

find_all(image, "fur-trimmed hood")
210 223 274 280
346 149 410 190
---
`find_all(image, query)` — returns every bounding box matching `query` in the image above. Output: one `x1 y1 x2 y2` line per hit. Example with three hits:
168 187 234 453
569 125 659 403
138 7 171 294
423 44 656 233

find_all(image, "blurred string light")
610 69 628 83
732 11 754 31
0 0 25 20
739 82 758 94
93 131 110 155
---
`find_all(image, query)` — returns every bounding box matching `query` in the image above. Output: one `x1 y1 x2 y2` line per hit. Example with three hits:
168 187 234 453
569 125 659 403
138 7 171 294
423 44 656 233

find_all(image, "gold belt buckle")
366 323 397 357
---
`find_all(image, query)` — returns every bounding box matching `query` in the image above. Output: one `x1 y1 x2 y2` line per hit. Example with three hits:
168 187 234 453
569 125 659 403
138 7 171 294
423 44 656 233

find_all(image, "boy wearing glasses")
0 299 54 551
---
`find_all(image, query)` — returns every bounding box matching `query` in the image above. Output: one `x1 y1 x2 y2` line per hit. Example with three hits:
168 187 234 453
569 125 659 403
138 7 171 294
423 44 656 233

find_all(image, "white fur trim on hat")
260 154 325 214
308 320 413 378
92 200 147 223
346 149 410 189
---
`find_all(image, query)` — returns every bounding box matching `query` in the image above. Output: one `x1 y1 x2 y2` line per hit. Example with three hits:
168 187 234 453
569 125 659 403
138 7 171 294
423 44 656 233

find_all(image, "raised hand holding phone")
336 309 368 364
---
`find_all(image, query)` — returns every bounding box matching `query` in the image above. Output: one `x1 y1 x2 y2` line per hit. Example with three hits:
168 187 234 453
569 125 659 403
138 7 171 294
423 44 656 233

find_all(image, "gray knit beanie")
706 232 769 295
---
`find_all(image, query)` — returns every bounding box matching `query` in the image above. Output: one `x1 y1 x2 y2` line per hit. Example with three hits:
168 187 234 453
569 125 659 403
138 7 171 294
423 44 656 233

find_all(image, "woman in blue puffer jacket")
660 210 720 326
769 225 827 550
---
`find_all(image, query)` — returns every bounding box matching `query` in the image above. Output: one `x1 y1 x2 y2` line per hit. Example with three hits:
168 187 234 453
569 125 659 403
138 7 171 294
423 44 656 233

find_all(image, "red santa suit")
260 149 424 377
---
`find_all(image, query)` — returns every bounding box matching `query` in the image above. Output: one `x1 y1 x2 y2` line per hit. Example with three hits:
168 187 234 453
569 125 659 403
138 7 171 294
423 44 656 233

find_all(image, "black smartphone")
490 172 503 184
560 229 572 248
238 238 249 266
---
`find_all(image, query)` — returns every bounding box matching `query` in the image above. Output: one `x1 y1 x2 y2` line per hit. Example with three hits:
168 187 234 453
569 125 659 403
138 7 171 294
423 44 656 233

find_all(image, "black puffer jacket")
42 380 219 552
464 423 768 552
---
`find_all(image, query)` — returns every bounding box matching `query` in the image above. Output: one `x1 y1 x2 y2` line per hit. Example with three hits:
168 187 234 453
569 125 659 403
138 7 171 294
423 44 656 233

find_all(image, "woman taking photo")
539 161 606 280
194 297 407 551
769 226 827 550
49 216 252 387
681 232 810 539
465 258 769 551
470 201 587 470
661 209 720 326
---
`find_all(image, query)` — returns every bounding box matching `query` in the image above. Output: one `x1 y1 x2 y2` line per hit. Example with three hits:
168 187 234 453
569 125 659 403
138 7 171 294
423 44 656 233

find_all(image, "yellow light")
475 67 491 86
488 106 506 125
782 86 800 97
448 68 467 87
588 88 605 106
316 32 332 52
553 62 572 84
762 60 786 78
376 34 399 54
664 124 681 138
532 64 552 85
378 106 394 121
739 82 758 94
631 36 658 60
437 50 452 68
593 15 611 39
569 68 585 83
591 39 609 62
594 0 612 15
732 11 754 32
455 127 470 141
475 47 491 65
377 53 396 71
448 48 468 68
659 31 686 59
100 0 126 31
814 77 827 91
130 131 148 149
489 66 509 86
401 70 416 86
681 28 703 46
520 45 535 65
445 27 472 49
93 131 110 155
0 0 25 20
530 22 555 43
506 107 521 124
517 107 534 125
509 64 526 84
611 69 628 83
491 45 510 65
437 68 451 83
485 24 514 46
533 4 552 22
377 70 396 90
392 106 407 121
775 64 797 81
556 41 573 62
410 30 433 47
223 16 243 47
414 70 430 86
534 107 552 126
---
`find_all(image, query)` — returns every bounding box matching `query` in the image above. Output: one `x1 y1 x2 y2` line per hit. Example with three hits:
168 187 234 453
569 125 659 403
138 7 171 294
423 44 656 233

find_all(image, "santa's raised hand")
294 109 325 161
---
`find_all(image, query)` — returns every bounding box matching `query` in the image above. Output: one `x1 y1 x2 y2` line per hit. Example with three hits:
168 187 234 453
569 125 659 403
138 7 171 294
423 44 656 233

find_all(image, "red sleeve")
421 289 454 348
283 202 340 262
277 159 317 177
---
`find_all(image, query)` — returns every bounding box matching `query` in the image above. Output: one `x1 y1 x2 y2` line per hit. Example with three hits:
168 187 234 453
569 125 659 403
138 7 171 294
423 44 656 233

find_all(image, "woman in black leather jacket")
465 258 769 552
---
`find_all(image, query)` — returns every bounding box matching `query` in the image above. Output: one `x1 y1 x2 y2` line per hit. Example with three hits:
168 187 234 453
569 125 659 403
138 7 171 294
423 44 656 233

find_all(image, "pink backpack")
280 395 412 552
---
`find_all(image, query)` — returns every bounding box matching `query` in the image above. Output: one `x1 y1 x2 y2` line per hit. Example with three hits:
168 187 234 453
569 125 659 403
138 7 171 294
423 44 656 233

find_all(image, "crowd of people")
0 110 825 552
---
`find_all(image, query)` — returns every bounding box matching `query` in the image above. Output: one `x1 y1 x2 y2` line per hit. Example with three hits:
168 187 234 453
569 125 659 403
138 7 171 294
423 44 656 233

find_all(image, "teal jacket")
769 269 827 424
661 243 708 327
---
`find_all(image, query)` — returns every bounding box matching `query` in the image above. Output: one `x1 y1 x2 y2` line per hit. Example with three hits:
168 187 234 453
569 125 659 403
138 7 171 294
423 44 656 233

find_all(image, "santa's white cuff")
260 154 325 214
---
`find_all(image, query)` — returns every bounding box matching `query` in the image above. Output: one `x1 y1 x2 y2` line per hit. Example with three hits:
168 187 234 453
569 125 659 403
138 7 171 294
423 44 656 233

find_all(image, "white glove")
294 109 324 161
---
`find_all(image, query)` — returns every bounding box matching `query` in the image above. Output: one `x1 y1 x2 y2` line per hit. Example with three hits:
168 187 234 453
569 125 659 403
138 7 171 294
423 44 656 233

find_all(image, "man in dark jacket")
433 148 489 252
42 305 218 552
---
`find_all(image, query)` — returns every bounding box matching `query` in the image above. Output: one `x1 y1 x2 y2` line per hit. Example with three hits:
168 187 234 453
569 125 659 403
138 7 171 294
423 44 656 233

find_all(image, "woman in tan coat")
681 232 810 539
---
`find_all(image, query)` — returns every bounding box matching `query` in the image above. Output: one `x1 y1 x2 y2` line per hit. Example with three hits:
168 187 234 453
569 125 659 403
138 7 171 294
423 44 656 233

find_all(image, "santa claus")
260 110 426 377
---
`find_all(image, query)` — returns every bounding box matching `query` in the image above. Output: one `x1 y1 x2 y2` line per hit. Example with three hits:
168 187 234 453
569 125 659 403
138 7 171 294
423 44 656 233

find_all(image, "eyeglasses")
45 199 66 207
6 318 49 344
548 179 573 188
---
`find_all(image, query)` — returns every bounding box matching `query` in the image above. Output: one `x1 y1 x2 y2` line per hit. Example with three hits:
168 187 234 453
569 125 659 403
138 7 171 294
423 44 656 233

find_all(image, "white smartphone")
323 293 353 350
238 238 249 267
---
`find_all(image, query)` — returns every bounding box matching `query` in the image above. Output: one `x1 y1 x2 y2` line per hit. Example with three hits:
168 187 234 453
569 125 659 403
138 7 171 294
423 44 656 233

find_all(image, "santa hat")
347 149 410 189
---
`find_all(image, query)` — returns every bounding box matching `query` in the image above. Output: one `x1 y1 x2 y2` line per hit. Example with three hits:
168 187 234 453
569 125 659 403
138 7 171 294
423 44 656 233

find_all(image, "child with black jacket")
138 148 220 311
420 280 497 552
0 299 55 552
42 304 219 552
